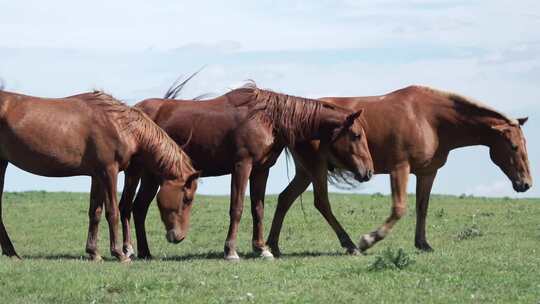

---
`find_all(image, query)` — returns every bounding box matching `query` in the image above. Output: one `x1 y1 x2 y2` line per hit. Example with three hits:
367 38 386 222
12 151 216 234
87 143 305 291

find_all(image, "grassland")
0 191 538 303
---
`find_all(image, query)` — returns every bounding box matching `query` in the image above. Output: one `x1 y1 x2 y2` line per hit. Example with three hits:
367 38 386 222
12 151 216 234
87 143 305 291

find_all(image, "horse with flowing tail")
266 85 532 256
119 82 374 260
0 89 200 262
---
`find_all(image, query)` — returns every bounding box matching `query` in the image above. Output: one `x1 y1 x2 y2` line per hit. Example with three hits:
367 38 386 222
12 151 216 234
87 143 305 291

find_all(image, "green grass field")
0 191 538 303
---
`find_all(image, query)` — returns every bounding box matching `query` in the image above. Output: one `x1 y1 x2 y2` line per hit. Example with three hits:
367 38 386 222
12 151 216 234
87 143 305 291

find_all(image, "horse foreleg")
224 160 252 261
86 177 104 261
249 167 273 259
102 165 130 263
118 166 142 258
311 163 359 255
359 164 410 252
133 173 159 259
415 172 437 251
0 160 19 259
266 167 311 257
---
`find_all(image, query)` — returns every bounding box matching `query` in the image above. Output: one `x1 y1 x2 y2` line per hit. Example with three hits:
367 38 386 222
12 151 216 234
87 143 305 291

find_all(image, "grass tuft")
368 248 414 271
456 224 483 240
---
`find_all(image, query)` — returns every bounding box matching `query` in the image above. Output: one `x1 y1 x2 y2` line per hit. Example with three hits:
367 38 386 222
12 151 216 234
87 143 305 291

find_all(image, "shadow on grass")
17 250 360 262
20 254 89 261
160 250 355 261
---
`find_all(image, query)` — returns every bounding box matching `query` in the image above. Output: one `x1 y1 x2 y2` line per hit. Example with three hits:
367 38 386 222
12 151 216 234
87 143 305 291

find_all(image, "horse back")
0 92 132 176
321 87 444 173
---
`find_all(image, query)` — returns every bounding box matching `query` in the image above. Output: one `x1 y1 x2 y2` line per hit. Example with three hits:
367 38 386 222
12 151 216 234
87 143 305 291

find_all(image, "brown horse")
266 85 532 256
119 84 374 260
0 89 200 262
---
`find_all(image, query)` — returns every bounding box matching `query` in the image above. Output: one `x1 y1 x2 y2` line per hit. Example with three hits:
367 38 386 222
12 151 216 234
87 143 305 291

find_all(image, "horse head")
489 117 532 192
328 108 374 182
156 171 201 243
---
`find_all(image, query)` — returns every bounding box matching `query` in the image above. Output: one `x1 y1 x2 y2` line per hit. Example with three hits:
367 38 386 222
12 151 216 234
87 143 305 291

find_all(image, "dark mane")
164 68 205 100
414 85 518 125
228 83 325 145
83 91 195 179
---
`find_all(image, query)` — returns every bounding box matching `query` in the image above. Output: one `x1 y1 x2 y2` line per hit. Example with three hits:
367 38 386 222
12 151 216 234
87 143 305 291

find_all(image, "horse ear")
185 171 201 188
344 109 364 128
517 117 528 126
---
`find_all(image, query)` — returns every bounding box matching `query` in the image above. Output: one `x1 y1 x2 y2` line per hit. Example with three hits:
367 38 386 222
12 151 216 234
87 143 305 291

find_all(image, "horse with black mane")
0 88 200 262
119 82 374 260
266 85 532 256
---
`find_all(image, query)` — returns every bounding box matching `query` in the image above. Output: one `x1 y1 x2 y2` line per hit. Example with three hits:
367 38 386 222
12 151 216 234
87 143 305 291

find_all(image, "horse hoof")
8 255 22 261
224 253 240 262
119 256 132 264
138 254 153 260
358 234 375 252
260 249 274 260
415 242 434 252
267 244 281 258
89 255 103 262
346 248 363 256
123 245 135 258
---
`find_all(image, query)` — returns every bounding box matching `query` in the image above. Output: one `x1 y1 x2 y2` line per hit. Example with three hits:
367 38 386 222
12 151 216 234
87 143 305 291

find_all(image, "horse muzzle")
355 169 373 182
165 229 185 244
513 180 532 192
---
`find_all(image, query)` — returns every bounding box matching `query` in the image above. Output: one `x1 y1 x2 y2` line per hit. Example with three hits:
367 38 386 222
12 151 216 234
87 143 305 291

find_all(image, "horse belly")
0 129 90 177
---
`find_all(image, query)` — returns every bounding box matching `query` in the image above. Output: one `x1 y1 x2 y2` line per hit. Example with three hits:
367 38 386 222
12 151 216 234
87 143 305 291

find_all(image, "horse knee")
392 205 407 220
105 209 119 223
230 208 243 220
89 207 103 223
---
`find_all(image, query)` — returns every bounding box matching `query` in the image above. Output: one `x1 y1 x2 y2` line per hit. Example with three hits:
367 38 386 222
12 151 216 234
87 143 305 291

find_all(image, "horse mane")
164 67 205 100
84 91 195 179
414 85 518 125
230 82 326 144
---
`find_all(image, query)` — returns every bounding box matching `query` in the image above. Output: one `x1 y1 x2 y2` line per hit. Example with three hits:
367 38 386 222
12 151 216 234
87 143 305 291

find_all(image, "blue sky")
0 0 539 197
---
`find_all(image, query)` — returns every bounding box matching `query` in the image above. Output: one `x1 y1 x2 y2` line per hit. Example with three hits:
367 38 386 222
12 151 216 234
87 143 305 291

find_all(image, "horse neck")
438 107 504 150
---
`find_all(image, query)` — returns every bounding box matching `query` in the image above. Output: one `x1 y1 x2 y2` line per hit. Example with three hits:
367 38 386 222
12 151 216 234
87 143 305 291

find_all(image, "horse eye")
511 144 518 151
350 132 361 140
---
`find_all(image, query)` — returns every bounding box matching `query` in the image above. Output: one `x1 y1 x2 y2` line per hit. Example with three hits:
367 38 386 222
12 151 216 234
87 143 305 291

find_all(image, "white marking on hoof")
124 245 135 258
224 252 240 261
120 256 132 264
9 255 23 261
359 233 375 250
89 255 103 262
260 249 274 260
346 248 362 256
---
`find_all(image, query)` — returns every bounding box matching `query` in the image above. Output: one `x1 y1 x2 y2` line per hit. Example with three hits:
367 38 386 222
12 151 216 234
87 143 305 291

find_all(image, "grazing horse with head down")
266 85 532 256
119 83 374 260
0 89 200 262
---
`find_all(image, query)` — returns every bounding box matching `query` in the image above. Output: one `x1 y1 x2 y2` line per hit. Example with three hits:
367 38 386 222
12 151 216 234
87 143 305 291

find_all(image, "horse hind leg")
266 167 311 257
102 165 130 263
415 172 437 251
249 168 273 259
133 172 159 259
224 160 252 261
85 177 105 261
359 164 410 252
0 160 20 259
119 166 142 258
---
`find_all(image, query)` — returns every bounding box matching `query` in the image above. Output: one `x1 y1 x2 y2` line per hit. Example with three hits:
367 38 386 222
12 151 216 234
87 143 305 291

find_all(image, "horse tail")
163 66 205 99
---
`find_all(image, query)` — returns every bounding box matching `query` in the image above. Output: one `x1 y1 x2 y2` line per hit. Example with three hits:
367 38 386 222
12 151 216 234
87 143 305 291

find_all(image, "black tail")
164 66 205 99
